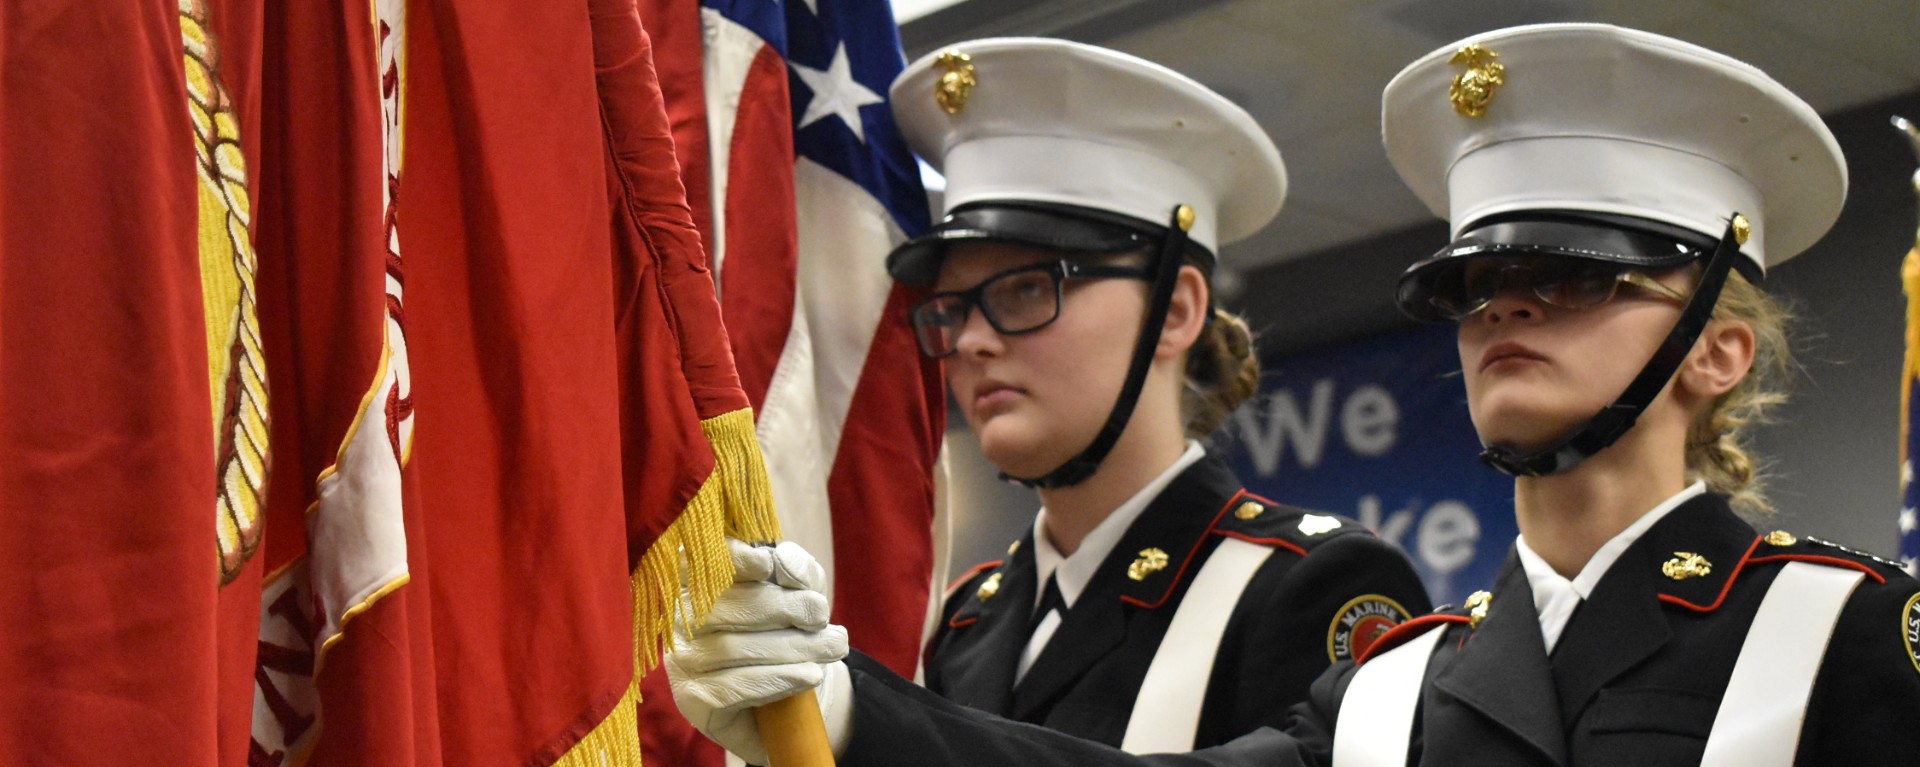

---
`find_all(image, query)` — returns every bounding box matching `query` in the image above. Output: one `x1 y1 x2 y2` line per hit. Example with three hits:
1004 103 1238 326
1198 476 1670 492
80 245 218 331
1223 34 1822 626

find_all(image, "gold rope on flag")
183 0 270 584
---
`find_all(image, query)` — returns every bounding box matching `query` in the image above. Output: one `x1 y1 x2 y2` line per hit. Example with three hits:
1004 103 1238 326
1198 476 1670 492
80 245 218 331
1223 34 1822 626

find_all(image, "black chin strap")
1004 206 1193 489
1479 215 1747 477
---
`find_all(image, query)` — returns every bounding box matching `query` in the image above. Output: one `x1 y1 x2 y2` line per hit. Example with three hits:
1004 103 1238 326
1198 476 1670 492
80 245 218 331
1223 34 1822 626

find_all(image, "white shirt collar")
1516 480 1707 651
1031 440 1207 610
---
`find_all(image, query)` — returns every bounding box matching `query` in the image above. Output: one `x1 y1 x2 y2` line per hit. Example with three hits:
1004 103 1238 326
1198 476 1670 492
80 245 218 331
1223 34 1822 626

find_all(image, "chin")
976 424 1070 480
1470 402 1587 454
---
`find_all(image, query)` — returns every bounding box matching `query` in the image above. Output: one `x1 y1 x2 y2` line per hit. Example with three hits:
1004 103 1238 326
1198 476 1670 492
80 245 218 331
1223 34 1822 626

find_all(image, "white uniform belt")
1333 622 1445 766
1120 536 1275 754
1700 560 1863 766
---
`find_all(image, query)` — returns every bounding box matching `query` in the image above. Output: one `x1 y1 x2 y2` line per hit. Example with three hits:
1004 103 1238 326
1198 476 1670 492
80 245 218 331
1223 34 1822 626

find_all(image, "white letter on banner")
1341 385 1399 457
1358 494 1416 550
1417 501 1480 575
1236 378 1336 474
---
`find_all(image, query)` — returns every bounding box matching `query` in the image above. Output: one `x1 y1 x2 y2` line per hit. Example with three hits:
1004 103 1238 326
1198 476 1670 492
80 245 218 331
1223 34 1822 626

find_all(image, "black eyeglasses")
909 260 1150 358
1430 258 1690 321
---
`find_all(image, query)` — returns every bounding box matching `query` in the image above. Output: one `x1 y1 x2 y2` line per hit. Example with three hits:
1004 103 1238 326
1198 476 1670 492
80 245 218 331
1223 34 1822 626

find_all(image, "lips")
1480 341 1547 372
971 379 1024 412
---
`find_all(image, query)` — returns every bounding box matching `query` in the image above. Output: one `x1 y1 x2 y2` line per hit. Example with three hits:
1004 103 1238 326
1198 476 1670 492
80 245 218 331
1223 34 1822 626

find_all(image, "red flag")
397 0 776 761
246 0 439 762
0 1 265 762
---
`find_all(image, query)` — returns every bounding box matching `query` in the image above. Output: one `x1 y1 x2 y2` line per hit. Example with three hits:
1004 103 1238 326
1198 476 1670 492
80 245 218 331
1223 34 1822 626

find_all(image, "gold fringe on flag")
553 680 645 767
557 407 785 766
630 406 783 667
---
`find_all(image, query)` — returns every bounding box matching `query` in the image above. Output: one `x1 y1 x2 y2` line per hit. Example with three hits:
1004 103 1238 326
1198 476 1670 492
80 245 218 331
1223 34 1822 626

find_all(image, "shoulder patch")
1328 594 1412 662
1904 592 1920 676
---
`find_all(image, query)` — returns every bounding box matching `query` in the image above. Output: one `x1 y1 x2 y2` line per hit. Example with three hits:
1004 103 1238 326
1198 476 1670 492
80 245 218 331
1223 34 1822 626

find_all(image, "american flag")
637 0 947 761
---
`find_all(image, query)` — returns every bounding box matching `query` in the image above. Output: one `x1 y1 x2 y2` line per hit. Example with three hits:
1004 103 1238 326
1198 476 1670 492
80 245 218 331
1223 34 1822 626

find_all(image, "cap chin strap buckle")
1479 214 1747 477
1005 205 1192 489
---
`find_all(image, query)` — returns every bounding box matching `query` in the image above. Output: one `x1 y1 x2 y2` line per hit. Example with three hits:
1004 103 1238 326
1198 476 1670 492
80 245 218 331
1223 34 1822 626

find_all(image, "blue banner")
1222 323 1515 607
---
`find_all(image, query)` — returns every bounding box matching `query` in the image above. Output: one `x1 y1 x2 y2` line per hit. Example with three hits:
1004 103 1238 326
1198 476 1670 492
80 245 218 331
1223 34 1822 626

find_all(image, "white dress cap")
1382 23 1846 272
891 37 1286 258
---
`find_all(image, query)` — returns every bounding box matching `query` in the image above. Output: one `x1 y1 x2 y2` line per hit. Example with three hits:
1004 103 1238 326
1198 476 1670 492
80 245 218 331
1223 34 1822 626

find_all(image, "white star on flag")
1902 507 1917 535
1903 460 1914 487
792 41 883 143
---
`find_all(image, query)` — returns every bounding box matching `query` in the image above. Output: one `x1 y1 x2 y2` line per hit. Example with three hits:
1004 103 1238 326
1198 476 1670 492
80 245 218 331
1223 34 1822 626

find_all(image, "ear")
1678 318 1755 402
1156 265 1210 360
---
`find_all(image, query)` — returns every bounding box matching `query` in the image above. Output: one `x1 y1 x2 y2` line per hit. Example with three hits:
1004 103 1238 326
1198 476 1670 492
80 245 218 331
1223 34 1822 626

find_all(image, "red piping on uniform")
946 615 978 629
1657 535 1764 612
1747 554 1887 584
1356 614 1470 666
1216 530 1308 557
944 559 1003 597
1120 489 1250 609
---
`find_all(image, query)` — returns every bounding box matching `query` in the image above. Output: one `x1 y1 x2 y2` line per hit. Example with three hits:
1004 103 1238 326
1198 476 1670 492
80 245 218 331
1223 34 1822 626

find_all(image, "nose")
950 303 1004 358
1478 286 1542 324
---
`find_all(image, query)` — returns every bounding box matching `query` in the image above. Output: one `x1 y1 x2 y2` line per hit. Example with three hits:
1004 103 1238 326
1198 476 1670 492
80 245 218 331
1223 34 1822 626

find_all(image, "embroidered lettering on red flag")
247 0 428 762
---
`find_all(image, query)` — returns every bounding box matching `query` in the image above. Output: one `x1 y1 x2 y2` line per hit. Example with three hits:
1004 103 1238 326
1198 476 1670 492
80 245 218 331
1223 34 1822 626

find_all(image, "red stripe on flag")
717 45 800 412
828 283 947 675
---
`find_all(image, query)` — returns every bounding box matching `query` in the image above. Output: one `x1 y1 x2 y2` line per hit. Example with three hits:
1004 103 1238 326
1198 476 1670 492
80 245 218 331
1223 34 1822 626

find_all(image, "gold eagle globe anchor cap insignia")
1129 547 1170 581
934 49 976 115
1447 43 1505 118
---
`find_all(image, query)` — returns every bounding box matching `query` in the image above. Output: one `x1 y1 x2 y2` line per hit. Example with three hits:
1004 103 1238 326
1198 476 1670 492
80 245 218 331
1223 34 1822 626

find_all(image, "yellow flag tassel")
557 407 786 766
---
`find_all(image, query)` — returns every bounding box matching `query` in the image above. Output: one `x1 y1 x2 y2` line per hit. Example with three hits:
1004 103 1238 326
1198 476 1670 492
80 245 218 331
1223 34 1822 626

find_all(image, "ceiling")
897 0 1920 278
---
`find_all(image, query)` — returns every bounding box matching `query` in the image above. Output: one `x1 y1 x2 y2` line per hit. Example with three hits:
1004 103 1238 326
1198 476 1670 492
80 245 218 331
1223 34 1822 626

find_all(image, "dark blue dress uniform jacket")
838 492 1920 766
901 454 1430 751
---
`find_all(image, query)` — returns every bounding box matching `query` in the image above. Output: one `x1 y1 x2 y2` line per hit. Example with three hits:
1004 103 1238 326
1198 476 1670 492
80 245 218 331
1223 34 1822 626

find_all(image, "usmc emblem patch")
1904 593 1920 675
1329 595 1411 662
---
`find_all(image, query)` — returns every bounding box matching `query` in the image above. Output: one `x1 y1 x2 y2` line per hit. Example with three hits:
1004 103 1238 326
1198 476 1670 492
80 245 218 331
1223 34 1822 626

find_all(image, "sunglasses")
1428 258 1691 321
909 260 1151 358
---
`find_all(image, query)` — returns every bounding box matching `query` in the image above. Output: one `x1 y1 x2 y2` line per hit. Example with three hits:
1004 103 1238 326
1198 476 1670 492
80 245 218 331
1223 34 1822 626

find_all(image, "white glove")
667 538 854 764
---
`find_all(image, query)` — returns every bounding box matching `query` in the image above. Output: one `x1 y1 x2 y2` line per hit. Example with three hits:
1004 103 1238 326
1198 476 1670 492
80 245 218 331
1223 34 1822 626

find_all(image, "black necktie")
1030 574 1068 635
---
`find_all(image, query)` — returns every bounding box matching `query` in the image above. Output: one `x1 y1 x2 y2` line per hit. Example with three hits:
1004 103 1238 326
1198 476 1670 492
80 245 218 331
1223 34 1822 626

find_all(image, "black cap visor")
887 202 1208 286
1395 212 1737 322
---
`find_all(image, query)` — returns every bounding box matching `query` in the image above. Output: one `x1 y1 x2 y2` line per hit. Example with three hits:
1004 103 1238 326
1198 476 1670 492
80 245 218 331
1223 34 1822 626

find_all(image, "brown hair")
1182 308 1261 437
1686 272 1796 520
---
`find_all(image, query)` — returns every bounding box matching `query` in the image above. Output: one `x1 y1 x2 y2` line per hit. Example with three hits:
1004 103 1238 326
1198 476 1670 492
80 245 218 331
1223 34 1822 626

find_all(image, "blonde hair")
1182 308 1261 437
1686 272 1796 520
